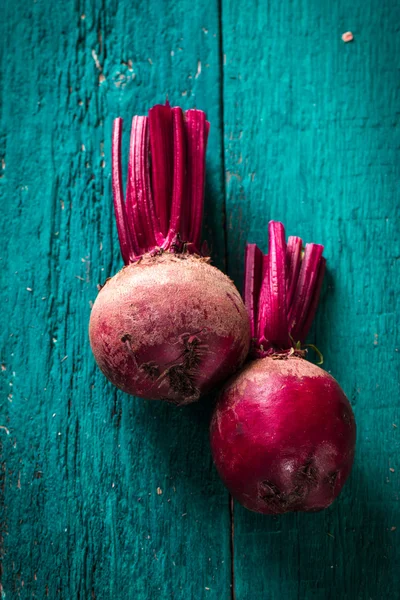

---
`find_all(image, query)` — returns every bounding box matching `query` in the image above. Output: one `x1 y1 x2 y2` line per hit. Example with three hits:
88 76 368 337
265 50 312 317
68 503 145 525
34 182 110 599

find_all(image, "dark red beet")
89 102 250 404
211 358 356 513
210 222 356 513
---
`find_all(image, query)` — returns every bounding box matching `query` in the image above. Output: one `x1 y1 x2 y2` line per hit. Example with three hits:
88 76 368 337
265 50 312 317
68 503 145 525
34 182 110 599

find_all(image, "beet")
90 253 249 404
89 102 250 404
210 221 356 513
211 358 356 513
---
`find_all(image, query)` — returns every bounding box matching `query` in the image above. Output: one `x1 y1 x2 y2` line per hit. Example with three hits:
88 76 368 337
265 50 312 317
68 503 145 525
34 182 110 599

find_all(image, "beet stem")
128 116 165 254
258 222 289 348
111 103 210 262
186 110 208 251
111 118 136 264
125 118 142 256
244 243 264 339
248 221 325 353
286 236 303 311
163 108 186 250
148 104 173 237
299 256 326 343
288 243 324 343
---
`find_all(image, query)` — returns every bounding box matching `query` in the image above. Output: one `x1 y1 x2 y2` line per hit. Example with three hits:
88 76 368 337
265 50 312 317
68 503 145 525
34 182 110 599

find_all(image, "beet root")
210 357 356 514
90 253 250 404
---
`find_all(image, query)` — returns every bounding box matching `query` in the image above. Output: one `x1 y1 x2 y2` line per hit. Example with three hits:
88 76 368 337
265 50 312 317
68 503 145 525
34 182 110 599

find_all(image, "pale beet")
89 102 250 403
210 221 356 513
90 254 249 404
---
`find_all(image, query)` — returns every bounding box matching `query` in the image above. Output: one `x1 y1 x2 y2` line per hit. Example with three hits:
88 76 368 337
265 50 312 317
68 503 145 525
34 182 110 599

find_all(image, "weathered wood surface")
0 1 231 598
1 0 399 598
222 0 400 598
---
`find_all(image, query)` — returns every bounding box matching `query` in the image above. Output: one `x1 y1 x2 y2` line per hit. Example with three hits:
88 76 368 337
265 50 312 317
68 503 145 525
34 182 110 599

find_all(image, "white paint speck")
91 49 102 70
195 61 202 79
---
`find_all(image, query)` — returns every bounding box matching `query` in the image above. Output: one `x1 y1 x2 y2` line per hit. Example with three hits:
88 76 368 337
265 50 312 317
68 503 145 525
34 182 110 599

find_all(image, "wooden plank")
0 1 231 598
221 0 400 598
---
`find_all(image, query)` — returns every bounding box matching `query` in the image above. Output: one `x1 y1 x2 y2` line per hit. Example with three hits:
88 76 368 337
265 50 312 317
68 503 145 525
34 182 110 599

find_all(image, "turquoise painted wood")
0 2 231 599
1 0 399 599
222 0 400 598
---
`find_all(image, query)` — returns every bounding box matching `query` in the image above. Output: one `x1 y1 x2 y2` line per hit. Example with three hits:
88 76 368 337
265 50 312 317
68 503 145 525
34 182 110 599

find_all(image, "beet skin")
210 357 356 514
90 253 250 405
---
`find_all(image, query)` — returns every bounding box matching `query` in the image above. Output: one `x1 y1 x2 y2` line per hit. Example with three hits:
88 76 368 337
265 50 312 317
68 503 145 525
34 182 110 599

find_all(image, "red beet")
89 103 250 404
210 222 356 513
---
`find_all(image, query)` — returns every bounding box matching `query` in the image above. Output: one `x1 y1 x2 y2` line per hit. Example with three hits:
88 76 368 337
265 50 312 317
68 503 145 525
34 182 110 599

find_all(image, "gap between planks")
217 1 236 598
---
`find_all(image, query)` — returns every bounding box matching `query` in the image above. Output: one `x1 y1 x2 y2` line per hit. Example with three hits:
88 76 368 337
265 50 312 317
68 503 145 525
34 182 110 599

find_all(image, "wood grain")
0 1 231 598
1 0 399 598
222 0 400 598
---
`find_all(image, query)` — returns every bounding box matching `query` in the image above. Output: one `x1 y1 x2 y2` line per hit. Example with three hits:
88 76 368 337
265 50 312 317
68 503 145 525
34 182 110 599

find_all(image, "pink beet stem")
247 222 325 353
286 236 303 311
256 253 269 346
186 110 208 250
127 116 164 254
163 108 187 248
125 118 141 255
244 243 264 339
256 253 268 340
148 104 173 237
111 102 209 262
288 243 324 343
258 222 289 348
111 118 136 264
140 119 164 249
299 256 326 343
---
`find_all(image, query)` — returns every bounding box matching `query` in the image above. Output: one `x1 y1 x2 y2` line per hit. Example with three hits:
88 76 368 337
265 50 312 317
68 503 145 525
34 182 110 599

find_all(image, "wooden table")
1 0 399 598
